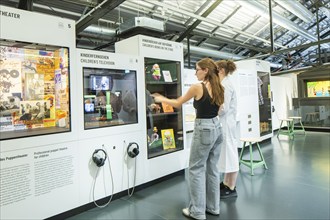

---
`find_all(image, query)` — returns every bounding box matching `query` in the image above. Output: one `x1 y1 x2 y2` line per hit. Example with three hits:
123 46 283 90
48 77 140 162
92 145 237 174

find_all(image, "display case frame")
0 5 77 151
144 57 184 159
234 59 273 141
0 6 79 220
76 49 145 139
115 35 188 182
0 40 72 140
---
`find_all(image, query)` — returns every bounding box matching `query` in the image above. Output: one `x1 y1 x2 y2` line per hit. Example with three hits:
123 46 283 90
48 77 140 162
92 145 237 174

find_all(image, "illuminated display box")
82 67 138 129
0 41 71 140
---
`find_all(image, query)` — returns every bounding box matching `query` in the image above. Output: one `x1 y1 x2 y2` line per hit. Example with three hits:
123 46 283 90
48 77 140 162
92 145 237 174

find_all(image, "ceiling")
1 0 330 72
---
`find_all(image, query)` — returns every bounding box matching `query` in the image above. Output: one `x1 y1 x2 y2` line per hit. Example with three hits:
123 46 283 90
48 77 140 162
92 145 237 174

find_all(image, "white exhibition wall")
0 6 302 220
0 7 189 220
270 74 298 130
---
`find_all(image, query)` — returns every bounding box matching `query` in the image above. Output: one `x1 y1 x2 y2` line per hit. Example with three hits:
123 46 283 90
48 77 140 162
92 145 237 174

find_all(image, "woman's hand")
151 93 165 103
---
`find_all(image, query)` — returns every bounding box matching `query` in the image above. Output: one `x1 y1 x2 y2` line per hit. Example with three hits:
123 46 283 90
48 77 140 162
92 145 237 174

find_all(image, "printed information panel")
0 142 79 220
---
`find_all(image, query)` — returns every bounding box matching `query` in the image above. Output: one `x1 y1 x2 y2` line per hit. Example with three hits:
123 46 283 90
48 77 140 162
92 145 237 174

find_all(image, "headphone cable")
92 147 114 208
125 141 138 197
127 156 137 197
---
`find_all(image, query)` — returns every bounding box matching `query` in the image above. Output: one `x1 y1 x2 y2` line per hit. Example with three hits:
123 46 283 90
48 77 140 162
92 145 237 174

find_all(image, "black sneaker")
220 181 225 190
220 185 237 199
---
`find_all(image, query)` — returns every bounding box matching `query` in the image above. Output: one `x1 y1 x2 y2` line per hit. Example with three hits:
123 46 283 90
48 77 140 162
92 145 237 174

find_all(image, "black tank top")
193 83 220 119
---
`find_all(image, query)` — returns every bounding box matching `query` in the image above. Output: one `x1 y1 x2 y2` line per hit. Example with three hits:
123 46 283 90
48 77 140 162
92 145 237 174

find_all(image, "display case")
295 69 330 130
83 67 138 129
257 71 272 136
116 34 188 164
144 57 183 158
234 59 273 141
77 48 144 139
0 40 71 140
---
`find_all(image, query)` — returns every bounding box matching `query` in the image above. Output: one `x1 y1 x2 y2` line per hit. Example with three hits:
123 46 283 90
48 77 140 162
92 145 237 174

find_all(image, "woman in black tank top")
152 58 225 219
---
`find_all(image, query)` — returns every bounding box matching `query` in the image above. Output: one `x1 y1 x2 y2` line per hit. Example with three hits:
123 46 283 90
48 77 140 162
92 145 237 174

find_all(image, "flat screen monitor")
306 80 330 97
84 103 95 113
90 75 112 91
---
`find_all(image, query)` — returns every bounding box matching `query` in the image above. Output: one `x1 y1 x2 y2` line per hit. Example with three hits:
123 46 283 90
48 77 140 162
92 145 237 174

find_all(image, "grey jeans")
188 116 223 219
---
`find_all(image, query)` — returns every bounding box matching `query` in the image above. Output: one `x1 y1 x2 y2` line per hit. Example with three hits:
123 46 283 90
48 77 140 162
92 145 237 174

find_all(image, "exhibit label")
0 10 20 19
80 53 115 65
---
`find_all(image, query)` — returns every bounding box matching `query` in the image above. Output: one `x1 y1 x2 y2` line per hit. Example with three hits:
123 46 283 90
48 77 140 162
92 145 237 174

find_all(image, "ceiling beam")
249 38 330 60
76 0 126 33
175 0 223 42
18 0 33 11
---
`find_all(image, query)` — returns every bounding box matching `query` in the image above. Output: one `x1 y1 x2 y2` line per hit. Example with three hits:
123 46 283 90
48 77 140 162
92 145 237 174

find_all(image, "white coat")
218 76 239 173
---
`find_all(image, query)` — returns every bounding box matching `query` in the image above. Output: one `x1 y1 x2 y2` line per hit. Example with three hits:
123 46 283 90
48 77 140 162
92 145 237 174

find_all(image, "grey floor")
67 131 330 220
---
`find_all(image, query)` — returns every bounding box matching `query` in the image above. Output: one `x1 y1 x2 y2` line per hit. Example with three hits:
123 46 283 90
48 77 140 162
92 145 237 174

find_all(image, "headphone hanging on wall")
127 142 140 158
92 149 107 167
91 147 114 208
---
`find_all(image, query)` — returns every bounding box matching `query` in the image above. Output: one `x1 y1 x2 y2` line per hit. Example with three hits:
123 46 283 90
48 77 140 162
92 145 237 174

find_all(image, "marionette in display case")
151 63 161 80
151 126 159 142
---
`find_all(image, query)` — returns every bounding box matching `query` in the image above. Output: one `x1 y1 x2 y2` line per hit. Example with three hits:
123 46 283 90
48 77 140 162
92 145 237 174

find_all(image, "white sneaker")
182 208 206 220
182 208 191 218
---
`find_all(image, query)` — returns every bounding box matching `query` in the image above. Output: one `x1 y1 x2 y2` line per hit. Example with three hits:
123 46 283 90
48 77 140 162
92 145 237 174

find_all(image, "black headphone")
92 149 107 167
127 142 140 158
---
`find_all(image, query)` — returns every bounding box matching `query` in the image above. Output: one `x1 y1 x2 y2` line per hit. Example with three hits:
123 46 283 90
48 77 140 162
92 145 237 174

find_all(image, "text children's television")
83 67 138 129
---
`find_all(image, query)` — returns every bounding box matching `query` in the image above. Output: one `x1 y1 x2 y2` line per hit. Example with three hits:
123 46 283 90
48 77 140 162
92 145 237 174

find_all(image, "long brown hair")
197 58 224 106
215 60 237 76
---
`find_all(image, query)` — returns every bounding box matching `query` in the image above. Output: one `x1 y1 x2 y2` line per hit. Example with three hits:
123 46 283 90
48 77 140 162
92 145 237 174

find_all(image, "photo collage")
0 43 70 134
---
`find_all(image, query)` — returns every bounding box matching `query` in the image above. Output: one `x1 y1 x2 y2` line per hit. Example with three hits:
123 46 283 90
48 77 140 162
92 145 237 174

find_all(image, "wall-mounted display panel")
306 80 330 97
83 67 138 129
145 57 183 158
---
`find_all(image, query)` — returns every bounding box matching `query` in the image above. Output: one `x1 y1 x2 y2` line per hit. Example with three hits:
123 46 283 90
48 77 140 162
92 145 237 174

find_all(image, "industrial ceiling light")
273 0 314 23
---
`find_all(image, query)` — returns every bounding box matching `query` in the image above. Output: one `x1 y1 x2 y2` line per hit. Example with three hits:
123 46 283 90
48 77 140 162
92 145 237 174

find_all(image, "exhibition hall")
0 0 329 219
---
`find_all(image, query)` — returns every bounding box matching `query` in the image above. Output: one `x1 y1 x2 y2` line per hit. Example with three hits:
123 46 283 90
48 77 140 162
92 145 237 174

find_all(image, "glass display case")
296 76 330 129
83 67 138 129
257 71 272 136
145 57 184 158
0 39 71 140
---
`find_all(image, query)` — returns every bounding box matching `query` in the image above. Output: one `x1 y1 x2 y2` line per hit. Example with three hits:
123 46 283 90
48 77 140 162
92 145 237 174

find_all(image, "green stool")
239 138 268 176
277 118 294 138
289 116 306 135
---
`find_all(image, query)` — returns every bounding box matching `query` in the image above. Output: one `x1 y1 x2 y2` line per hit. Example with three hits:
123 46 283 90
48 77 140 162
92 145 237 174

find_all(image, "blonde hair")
215 60 237 76
197 58 224 106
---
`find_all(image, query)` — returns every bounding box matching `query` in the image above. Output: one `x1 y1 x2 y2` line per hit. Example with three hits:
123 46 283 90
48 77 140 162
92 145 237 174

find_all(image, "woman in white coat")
216 60 239 198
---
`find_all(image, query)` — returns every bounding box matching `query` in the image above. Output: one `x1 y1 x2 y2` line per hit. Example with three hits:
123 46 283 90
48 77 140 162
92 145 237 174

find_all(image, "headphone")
92 149 107 167
127 142 140 158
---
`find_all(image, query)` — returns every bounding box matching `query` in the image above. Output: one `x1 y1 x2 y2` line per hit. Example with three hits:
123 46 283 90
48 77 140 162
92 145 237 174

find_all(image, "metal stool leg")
277 120 283 137
239 141 246 164
288 121 294 139
249 142 254 176
299 119 306 135
256 142 268 169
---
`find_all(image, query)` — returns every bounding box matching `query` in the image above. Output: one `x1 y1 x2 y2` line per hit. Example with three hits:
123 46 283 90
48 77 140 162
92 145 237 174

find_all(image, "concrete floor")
66 131 330 220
